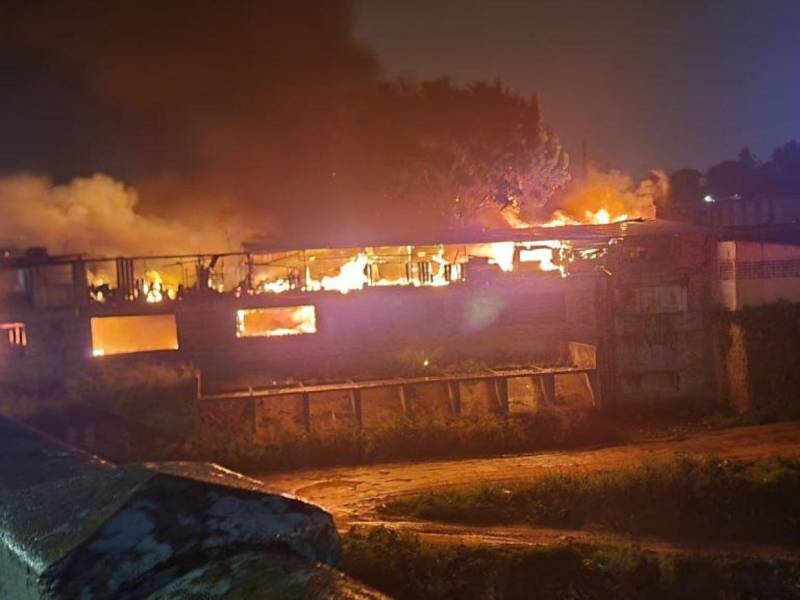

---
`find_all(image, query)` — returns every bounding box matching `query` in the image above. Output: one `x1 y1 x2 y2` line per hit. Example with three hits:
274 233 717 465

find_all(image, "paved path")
254 421 800 557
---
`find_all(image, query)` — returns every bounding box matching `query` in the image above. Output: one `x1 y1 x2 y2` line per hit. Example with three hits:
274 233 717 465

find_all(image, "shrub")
340 527 800 600
383 455 800 544
167 408 623 473
66 361 198 436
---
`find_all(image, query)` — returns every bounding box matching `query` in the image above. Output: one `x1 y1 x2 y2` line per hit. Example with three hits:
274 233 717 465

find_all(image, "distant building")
709 196 800 227
715 230 800 310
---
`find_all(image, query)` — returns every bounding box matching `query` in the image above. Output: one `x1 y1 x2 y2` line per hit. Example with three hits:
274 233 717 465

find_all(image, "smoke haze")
0 1 380 245
551 169 668 223
0 1 666 256
0 174 239 257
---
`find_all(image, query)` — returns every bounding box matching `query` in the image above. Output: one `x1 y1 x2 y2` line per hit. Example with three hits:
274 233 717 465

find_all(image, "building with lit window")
0 222 716 406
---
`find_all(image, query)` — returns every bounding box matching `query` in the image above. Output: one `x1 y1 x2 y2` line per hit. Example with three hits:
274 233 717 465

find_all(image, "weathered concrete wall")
187 279 585 388
507 376 547 413
360 387 406 429
198 369 597 442
0 417 383 598
3 273 599 391
0 307 90 387
606 231 714 405
459 379 504 417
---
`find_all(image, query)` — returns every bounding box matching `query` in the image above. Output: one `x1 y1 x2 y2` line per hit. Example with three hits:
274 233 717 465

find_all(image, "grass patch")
383 456 800 544
168 408 623 472
714 302 800 416
341 526 800 600
66 361 198 435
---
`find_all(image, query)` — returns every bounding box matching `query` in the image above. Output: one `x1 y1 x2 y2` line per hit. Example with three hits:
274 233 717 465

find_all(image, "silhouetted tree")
761 140 800 197
702 141 800 202
669 168 703 204
705 147 760 200
354 79 570 229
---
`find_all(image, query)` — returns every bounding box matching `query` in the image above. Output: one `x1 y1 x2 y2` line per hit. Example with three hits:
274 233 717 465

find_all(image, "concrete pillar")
250 394 258 434
446 381 461 416
539 374 556 406
493 377 509 417
301 392 311 432
349 388 363 428
586 371 602 408
398 384 409 415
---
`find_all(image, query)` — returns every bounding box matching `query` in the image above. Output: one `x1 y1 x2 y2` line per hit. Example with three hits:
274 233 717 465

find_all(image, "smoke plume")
0 2 669 255
0 1 379 245
0 174 239 257
547 168 668 223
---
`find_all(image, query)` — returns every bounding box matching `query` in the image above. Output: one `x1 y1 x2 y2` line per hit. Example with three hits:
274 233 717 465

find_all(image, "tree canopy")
347 79 570 231
669 140 800 206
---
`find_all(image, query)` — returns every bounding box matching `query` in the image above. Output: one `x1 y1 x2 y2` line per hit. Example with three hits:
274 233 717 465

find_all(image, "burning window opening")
1 322 27 348
517 240 573 276
538 208 629 228
257 241 570 295
88 255 238 304
90 314 179 357
236 306 317 338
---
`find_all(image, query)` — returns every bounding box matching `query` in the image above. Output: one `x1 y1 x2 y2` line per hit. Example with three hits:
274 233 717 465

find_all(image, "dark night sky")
353 0 800 176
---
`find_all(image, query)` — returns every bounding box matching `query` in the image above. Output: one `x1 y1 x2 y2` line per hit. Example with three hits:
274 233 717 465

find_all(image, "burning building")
0 219 717 412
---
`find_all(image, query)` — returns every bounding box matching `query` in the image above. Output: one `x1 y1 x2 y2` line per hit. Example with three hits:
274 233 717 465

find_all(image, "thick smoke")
0 174 238 257
547 168 668 223
0 1 379 246
0 2 667 256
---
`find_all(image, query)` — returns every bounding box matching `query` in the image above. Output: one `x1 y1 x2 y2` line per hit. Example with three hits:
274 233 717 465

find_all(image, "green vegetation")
0 361 197 435
341 527 800 600
3 360 626 470
65 361 198 436
714 302 800 418
175 408 622 473
383 456 800 544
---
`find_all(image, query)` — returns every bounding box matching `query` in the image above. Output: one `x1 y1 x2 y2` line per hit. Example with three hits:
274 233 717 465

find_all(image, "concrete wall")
186 276 590 388
0 307 90 386
198 366 598 443
606 231 714 405
3 273 599 391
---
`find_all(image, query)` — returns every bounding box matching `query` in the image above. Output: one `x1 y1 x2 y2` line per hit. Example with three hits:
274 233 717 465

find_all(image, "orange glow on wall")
90 314 179 356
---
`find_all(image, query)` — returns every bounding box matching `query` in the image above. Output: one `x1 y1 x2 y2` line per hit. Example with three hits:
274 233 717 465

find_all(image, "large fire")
248 238 571 297
306 253 370 294
540 207 628 228
82 171 656 303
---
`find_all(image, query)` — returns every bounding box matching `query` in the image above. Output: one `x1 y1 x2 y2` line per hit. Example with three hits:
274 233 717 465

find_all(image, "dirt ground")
254 421 800 558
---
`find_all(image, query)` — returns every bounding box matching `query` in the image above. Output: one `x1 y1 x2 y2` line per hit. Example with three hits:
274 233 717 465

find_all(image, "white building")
716 238 800 310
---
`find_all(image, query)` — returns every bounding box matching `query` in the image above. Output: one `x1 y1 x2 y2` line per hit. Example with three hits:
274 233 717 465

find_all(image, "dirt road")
254 421 800 557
